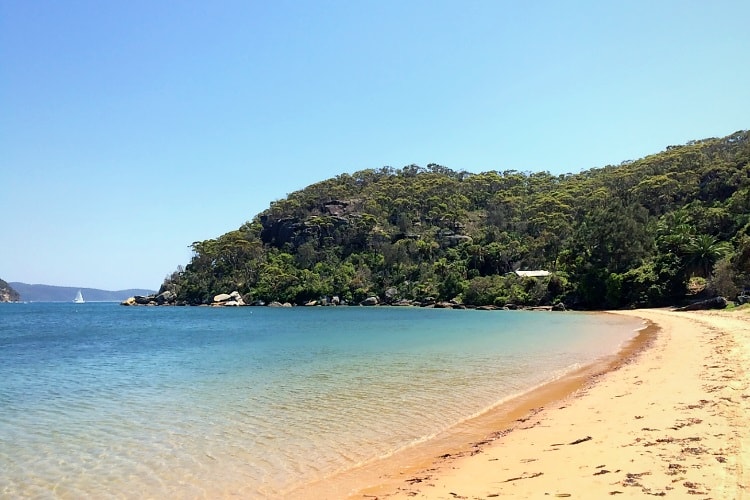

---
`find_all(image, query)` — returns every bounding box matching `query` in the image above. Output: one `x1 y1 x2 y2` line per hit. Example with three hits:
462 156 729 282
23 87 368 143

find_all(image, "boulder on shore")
420 297 436 307
360 296 379 306
434 301 459 309
674 296 728 311
211 291 245 306
156 290 176 305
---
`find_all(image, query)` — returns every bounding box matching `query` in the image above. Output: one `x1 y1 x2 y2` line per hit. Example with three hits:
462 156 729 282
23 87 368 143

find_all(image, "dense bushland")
162 130 750 308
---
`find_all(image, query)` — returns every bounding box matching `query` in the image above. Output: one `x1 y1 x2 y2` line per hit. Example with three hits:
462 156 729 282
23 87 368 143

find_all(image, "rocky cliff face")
258 199 374 250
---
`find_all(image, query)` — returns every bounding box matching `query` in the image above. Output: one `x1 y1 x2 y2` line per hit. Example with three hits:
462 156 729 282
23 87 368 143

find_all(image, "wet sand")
291 308 750 499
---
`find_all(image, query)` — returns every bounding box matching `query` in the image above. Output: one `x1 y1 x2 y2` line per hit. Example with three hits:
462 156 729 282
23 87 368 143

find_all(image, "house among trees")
514 270 550 278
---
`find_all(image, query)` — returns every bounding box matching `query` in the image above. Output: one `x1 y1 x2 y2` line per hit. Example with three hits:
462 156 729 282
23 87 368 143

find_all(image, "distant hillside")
10 283 156 302
0 278 21 302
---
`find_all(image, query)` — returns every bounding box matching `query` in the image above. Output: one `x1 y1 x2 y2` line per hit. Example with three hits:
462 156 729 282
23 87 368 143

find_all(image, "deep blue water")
0 302 642 497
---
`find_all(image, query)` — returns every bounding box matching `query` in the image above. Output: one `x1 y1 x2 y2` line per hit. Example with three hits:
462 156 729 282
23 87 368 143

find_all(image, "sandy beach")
362 308 750 499
295 308 750 499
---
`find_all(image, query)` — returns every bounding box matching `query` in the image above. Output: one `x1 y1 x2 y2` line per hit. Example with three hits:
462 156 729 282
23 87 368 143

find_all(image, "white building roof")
514 270 550 278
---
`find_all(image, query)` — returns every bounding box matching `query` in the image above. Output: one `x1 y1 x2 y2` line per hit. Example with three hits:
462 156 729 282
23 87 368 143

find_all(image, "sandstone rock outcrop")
360 296 379 306
211 291 245 306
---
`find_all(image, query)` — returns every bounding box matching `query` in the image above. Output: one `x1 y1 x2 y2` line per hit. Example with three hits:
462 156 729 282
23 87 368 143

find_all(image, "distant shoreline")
8 282 156 303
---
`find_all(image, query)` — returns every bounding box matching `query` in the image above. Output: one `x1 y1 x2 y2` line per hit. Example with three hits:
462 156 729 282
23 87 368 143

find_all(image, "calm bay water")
0 303 642 498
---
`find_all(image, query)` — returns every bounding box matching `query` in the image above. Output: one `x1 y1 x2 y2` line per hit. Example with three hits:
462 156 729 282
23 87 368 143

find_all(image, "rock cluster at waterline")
210 291 245 306
121 290 178 306
121 290 567 311
121 290 249 307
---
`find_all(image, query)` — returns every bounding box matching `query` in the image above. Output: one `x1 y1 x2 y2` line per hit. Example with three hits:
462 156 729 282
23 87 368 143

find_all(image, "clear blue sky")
1 0 748 291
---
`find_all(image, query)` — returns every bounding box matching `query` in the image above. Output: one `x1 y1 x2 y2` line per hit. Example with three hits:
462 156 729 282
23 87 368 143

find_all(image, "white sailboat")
73 290 85 303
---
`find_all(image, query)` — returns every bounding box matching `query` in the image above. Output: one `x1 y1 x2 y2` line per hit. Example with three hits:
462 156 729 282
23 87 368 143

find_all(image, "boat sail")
73 290 85 303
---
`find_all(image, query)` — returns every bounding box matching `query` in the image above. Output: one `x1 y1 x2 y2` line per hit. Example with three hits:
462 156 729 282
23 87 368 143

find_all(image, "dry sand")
339 308 750 499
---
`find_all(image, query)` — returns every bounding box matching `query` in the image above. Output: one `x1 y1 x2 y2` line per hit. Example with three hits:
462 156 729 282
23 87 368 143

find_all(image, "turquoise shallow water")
0 303 642 498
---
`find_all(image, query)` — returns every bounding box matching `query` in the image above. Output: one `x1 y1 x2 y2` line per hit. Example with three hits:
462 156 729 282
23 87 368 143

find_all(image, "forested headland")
0 279 20 303
160 130 750 309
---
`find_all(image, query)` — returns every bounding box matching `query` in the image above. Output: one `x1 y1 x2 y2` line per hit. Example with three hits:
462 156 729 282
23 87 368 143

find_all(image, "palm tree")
656 209 694 252
682 234 733 278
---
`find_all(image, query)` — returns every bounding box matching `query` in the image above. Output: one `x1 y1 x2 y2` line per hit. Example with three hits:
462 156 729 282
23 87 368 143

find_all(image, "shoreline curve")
337 308 750 499
287 310 672 499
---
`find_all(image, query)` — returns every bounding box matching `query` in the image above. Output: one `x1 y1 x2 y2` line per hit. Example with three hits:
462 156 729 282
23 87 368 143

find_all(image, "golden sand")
291 308 750 499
